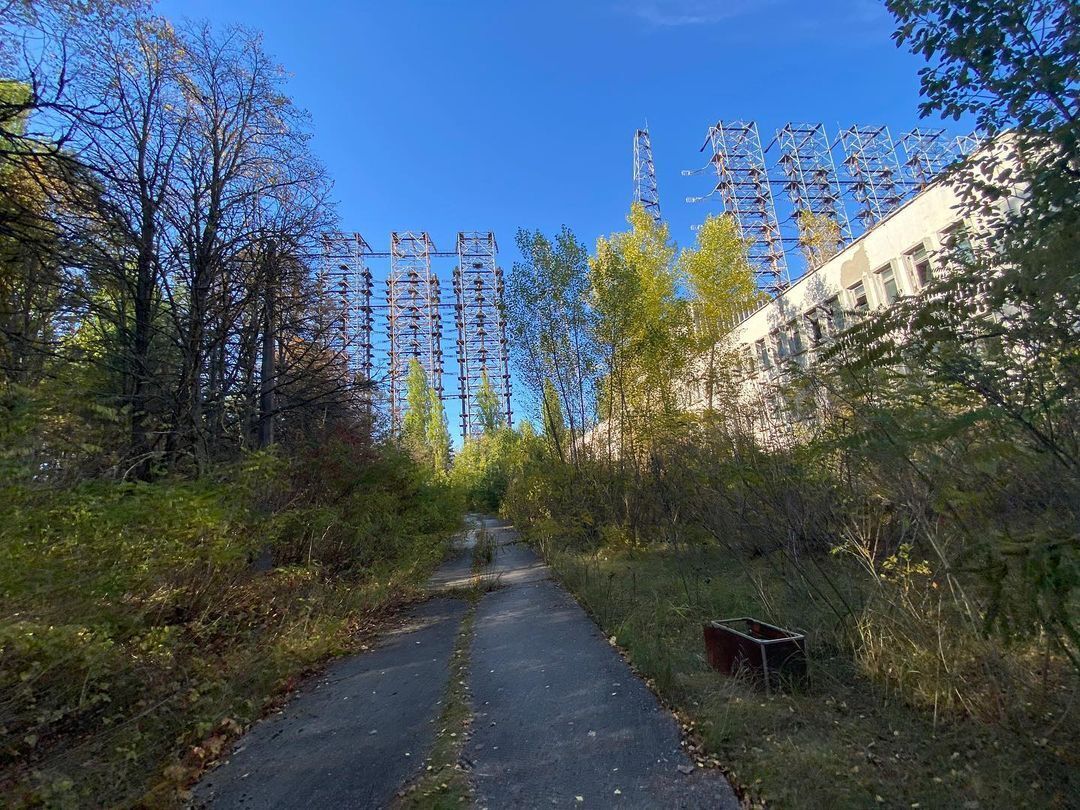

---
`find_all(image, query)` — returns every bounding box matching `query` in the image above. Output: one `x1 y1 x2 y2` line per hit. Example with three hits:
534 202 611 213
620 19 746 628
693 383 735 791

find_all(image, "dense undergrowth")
0 437 462 808
495 433 1078 808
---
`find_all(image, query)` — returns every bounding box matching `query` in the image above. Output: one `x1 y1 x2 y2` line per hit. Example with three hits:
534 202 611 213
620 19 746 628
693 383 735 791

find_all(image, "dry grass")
543 541 1078 809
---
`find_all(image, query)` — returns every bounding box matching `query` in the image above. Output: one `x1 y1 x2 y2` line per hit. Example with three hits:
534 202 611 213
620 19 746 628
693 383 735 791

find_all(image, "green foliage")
428 387 451 474
795 210 843 269
474 370 503 434
590 203 686 451
679 213 760 336
401 359 451 476
506 226 596 464
0 436 462 807
539 377 567 457
450 427 540 512
886 0 1078 139
402 359 433 458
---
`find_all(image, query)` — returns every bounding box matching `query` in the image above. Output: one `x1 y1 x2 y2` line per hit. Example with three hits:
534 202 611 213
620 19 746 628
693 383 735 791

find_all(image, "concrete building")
685 134 1023 437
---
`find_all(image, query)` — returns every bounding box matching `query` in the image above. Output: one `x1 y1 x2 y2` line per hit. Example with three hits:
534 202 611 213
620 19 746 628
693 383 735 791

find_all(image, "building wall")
728 182 969 384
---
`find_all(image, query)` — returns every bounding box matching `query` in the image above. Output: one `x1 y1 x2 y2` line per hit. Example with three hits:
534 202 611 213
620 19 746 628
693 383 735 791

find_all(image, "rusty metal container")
703 617 807 690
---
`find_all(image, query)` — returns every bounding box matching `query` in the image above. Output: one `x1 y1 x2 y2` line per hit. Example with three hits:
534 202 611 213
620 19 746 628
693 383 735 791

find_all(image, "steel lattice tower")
837 125 910 229
685 120 789 295
773 123 852 257
320 232 373 380
633 127 662 224
454 232 511 438
387 231 442 426
899 128 965 187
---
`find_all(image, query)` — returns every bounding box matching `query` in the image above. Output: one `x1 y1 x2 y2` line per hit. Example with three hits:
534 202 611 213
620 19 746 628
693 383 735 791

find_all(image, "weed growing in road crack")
395 595 478 809
471 525 495 573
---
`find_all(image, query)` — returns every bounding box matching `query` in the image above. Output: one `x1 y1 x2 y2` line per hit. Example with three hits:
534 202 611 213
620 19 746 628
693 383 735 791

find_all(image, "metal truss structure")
453 232 512 438
685 120 788 295
899 128 966 187
633 126 662 224
837 124 910 229
387 231 443 425
320 232 373 380
773 122 852 256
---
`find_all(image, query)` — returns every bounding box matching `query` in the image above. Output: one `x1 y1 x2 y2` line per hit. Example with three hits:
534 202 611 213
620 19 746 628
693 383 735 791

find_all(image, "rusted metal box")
703 617 807 689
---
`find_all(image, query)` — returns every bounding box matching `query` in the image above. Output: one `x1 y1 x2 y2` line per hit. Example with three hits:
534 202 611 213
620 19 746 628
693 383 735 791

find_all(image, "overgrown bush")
0 433 462 807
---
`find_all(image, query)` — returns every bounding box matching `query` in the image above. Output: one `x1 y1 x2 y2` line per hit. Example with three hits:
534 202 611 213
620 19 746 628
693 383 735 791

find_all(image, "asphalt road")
466 517 737 809
193 516 738 809
191 598 468 809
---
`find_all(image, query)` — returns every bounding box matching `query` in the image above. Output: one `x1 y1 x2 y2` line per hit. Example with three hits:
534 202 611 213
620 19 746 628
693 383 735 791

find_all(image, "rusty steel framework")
319 232 373 380
683 118 977 286
685 120 789 295
633 126 662 224
837 124 911 229
386 231 443 425
772 122 852 253
899 127 967 187
453 232 512 438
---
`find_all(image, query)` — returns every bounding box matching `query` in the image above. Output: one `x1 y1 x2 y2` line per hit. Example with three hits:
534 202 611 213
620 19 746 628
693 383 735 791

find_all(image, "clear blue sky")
158 0 959 428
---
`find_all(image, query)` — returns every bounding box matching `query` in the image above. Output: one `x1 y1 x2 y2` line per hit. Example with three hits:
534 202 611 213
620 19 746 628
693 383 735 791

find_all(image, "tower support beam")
633 127 662 224
686 120 789 295
454 231 511 438
320 232 373 381
387 231 442 427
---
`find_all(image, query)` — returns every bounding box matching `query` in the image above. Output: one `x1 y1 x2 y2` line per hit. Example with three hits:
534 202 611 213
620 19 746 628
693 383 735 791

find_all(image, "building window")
824 296 844 333
786 320 804 355
756 338 771 370
942 222 974 262
773 330 787 360
906 244 934 287
849 281 869 311
877 264 900 305
743 345 756 377
805 311 825 346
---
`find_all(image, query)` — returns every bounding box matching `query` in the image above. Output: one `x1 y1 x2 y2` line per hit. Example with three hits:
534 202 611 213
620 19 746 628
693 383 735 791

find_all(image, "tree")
0 3 342 478
427 385 451 475
812 0 1080 668
506 226 597 464
886 0 1078 231
796 211 843 270
540 377 567 461
475 370 503 435
679 214 761 413
400 358 451 475
402 359 432 460
589 203 685 457
887 0 1077 140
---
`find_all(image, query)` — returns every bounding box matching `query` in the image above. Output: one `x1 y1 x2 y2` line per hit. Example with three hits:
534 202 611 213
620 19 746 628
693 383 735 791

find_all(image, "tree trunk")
257 246 276 449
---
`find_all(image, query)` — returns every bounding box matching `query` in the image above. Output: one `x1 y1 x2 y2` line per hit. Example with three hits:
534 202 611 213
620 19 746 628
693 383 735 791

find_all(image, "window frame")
848 280 870 312
756 338 771 370
876 262 900 305
905 241 934 289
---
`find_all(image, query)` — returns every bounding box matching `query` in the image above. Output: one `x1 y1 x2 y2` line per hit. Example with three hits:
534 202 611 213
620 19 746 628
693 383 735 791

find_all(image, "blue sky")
158 0 957 428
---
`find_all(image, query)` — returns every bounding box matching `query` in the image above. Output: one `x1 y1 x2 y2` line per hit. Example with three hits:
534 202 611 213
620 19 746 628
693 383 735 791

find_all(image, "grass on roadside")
542 542 1077 810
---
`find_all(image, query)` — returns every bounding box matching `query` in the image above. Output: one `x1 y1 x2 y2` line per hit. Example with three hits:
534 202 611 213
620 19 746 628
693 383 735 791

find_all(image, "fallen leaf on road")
677 764 695 775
